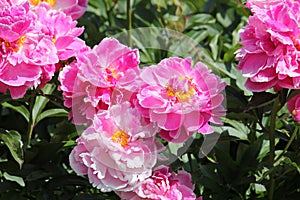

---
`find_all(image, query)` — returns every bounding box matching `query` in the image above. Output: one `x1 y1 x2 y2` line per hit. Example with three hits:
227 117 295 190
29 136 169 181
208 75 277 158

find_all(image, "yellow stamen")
12 36 26 52
16 35 26 46
30 0 56 7
105 67 119 82
111 130 130 147
1 36 26 52
166 85 195 102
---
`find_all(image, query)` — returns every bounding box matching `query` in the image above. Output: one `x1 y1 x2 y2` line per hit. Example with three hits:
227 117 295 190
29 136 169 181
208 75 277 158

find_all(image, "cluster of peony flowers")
60 37 226 199
236 0 300 92
0 0 87 98
117 165 202 200
1 1 226 198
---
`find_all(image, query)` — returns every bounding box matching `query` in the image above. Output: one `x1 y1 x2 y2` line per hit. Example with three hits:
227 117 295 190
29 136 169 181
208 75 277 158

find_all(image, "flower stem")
104 0 112 27
268 97 281 200
127 0 132 47
187 153 195 174
274 125 299 164
26 93 35 148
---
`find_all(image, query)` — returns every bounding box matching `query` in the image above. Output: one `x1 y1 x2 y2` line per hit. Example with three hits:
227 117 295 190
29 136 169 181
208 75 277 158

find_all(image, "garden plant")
1 0 300 200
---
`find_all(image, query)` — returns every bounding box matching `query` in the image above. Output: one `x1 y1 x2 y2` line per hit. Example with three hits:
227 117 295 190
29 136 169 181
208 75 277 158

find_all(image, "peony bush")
1 0 300 199
0 0 85 98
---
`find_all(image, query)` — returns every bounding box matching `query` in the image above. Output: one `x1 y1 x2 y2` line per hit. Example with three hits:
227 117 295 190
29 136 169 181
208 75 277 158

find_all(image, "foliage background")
1 0 300 199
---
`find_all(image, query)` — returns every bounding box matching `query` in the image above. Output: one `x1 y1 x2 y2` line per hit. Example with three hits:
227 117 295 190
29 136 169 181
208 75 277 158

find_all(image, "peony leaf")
216 8 235 28
168 142 184 156
3 172 25 187
31 83 56 125
221 118 249 140
35 108 68 125
0 130 24 168
185 13 216 29
209 33 220 60
1 102 29 122
151 0 168 10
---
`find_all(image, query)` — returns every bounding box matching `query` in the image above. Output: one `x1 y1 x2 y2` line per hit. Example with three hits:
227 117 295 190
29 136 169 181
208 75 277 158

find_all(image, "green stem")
26 124 34 148
26 93 35 148
274 126 299 164
127 0 132 47
187 153 195 174
104 0 112 27
268 97 281 200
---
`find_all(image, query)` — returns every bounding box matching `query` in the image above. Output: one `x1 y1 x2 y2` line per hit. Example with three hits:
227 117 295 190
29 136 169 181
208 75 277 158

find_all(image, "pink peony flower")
30 0 88 20
58 60 89 124
33 2 85 61
287 93 300 122
0 1 35 43
117 165 198 200
59 37 140 124
0 1 59 98
236 0 300 91
69 102 163 192
137 57 226 143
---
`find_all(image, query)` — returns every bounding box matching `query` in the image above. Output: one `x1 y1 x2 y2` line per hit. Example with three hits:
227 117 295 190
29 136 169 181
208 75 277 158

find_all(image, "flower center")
111 130 129 147
0 36 26 53
166 77 195 102
30 0 56 7
105 68 119 83
17 36 26 48
52 37 57 43
292 36 300 51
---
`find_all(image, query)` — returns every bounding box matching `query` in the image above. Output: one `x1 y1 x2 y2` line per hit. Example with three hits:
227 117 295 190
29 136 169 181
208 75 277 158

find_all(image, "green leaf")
216 8 235 27
231 68 253 96
63 140 76 148
232 18 247 45
209 33 220 60
185 30 209 44
282 157 300 174
225 126 248 140
209 62 237 79
258 139 270 162
3 172 25 187
0 130 24 168
168 140 192 156
35 108 68 125
222 118 250 140
151 0 168 10
274 147 300 169
185 13 216 29
1 102 29 122
184 0 206 11
32 84 56 125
